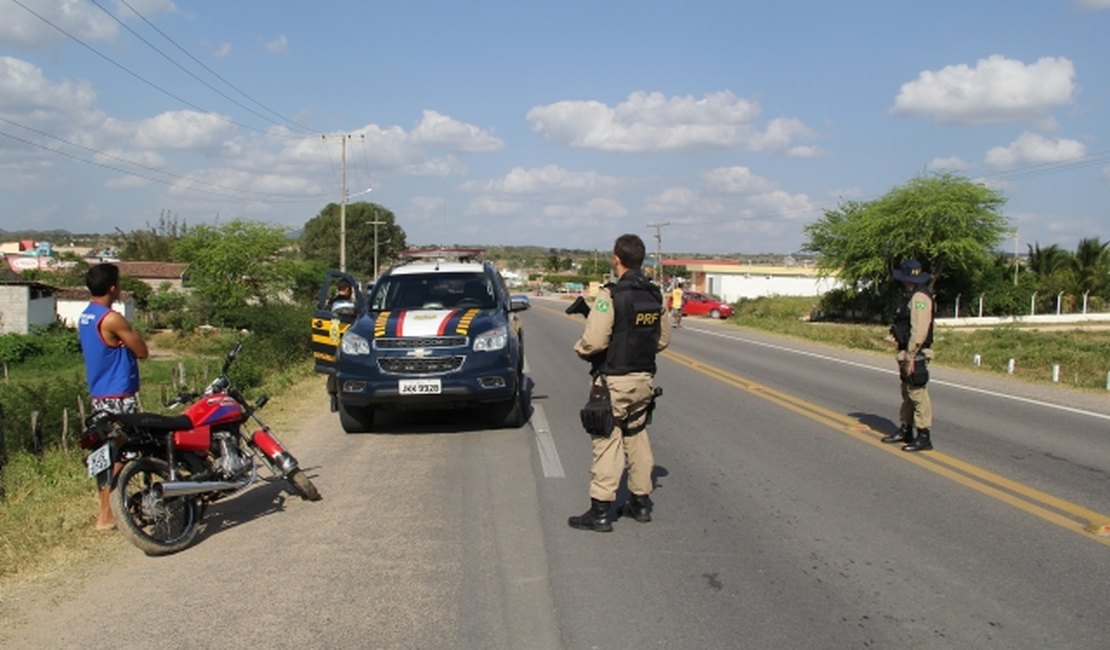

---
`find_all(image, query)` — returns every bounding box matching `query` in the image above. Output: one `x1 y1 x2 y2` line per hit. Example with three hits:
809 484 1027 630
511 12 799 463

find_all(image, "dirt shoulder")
0 372 331 634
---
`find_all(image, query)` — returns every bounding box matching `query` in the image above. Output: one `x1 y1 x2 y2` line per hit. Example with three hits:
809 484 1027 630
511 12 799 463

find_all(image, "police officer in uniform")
569 234 670 532
882 259 936 452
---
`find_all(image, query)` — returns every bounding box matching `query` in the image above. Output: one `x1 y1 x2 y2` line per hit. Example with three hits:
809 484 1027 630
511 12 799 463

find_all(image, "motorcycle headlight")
341 331 371 355
473 326 508 352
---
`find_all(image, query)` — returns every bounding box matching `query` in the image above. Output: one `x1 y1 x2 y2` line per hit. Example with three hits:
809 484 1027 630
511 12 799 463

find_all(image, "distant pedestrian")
882 259 936 452
670 281 684 328
78 263 148 530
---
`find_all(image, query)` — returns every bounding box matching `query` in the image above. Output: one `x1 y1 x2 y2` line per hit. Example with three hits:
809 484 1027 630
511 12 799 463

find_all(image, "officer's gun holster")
621 386 663 436
579 375 614 437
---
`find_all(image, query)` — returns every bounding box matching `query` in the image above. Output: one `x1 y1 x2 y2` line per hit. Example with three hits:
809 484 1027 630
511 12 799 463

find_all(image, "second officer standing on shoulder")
882 259 936 452
569 234 670 532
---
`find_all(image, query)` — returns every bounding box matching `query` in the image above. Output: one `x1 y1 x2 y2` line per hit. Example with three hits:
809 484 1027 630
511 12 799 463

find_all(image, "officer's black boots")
568 499 613 532
902 428 933 452
621 494 653 523
881 423 913 445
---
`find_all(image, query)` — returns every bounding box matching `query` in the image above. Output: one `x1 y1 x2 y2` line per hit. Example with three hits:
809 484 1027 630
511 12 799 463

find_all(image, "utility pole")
339 135 347 272
646 222 670 285
369 220 385 278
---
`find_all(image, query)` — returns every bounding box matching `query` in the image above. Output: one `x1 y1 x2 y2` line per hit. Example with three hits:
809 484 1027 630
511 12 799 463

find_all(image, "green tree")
579 257 610 278
299 202 406 279
803 174 1010 308
1070 237 1109 298
118 210 187 261
172 220 294 321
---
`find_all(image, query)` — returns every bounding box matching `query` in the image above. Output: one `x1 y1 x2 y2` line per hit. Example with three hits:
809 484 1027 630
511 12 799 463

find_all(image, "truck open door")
311 270 363 375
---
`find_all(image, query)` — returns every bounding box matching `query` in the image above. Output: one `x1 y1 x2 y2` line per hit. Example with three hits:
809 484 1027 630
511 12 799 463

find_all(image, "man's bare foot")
94 520 116 531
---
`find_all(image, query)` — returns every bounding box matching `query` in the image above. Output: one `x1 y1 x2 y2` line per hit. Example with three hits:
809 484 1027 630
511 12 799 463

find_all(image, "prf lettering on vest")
635 311 660 326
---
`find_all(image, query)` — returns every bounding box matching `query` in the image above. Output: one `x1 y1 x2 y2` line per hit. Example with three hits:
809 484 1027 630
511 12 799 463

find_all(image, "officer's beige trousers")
900 382 932 429
589 372 655 502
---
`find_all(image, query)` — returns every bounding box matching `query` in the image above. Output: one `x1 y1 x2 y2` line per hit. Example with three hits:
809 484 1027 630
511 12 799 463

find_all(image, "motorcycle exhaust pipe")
156 477 252 498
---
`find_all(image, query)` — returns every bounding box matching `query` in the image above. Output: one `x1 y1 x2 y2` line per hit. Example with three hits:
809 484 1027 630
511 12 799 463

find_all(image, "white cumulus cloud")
985 132 1087 168
0 57 97 112
645 187 724 215
746 190 818 220
133 110 234 149
527 90 815 153
892 55 1076 124
0 0 118 49
701 166 774 194
265 35 289 53
467 165 622 197
927 156 972 172
411 110 503 153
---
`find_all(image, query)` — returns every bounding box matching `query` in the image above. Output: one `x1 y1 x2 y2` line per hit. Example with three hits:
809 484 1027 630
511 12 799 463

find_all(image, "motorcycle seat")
111 412 195 433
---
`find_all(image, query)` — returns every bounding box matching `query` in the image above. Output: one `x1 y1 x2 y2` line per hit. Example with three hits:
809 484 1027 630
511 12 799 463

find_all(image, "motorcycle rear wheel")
288 468 322 501
111 457 201 556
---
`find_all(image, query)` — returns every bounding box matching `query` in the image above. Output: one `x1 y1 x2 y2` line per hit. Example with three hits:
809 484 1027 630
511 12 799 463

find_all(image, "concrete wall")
0 285 57 334
709 273 842 303
937 313 1110 328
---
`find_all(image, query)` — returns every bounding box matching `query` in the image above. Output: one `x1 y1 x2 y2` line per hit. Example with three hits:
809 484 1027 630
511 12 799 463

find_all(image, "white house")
670 259 842 303
55 288 136 328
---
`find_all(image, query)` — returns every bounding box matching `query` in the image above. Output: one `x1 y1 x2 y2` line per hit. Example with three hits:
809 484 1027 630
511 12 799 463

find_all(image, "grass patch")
0 447 126 583
731 296 1110 390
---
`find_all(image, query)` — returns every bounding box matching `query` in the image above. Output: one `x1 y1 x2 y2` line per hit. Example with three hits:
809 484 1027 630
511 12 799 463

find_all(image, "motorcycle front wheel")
110 458 201 556
287 468 322 501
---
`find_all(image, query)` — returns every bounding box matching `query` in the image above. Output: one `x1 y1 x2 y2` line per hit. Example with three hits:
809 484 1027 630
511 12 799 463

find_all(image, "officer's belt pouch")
906 354 929 387
580 377 614 436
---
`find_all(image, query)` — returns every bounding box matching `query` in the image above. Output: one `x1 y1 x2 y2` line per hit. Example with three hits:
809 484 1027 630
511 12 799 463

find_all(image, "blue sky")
1 0 1108 255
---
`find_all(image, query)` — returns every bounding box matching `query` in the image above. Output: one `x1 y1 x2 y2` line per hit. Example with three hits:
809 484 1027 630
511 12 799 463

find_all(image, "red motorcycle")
80 341 321 555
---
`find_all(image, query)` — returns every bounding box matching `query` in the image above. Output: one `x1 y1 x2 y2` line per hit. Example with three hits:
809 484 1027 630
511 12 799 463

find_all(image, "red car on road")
681 291 733 319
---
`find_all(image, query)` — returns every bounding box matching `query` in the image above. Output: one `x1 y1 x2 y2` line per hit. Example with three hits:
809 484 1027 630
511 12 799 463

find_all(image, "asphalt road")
3 298 1108 649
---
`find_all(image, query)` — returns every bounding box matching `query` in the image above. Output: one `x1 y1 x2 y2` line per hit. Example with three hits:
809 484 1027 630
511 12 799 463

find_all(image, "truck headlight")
341 332 371 355
473 326 508 352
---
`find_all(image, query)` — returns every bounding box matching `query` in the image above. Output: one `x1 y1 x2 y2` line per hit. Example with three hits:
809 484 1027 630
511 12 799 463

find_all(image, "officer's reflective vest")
600 269 664 375
891 289 934 351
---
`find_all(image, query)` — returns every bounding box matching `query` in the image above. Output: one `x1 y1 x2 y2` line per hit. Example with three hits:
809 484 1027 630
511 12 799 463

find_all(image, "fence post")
0 404 6 498
1052 364 1060 383
1007 359 1015 374
30 411 42 454
62 408 69 453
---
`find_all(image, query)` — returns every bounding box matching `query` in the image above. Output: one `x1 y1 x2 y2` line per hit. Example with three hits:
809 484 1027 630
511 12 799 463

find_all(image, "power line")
1 115 327 201
112 0 318 134
0 125 323 204
87 0 304 134
11 0 279 137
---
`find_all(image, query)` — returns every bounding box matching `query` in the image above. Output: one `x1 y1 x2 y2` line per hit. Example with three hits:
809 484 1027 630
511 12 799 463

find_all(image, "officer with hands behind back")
882 259 936 452
569 234 670 532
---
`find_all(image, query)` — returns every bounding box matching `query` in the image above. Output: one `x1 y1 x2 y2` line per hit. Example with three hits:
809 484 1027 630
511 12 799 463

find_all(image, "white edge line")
530 404 565 478
691 326 1110 423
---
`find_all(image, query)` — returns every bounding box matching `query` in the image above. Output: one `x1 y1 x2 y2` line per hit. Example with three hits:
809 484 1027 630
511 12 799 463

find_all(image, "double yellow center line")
663 349 1110 547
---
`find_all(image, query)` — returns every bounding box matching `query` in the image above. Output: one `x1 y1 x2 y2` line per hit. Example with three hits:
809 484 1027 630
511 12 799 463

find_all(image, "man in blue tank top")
79 263 148 530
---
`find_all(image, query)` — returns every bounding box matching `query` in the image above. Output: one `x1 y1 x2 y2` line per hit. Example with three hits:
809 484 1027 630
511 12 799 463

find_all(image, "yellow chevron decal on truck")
456 308 479 335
